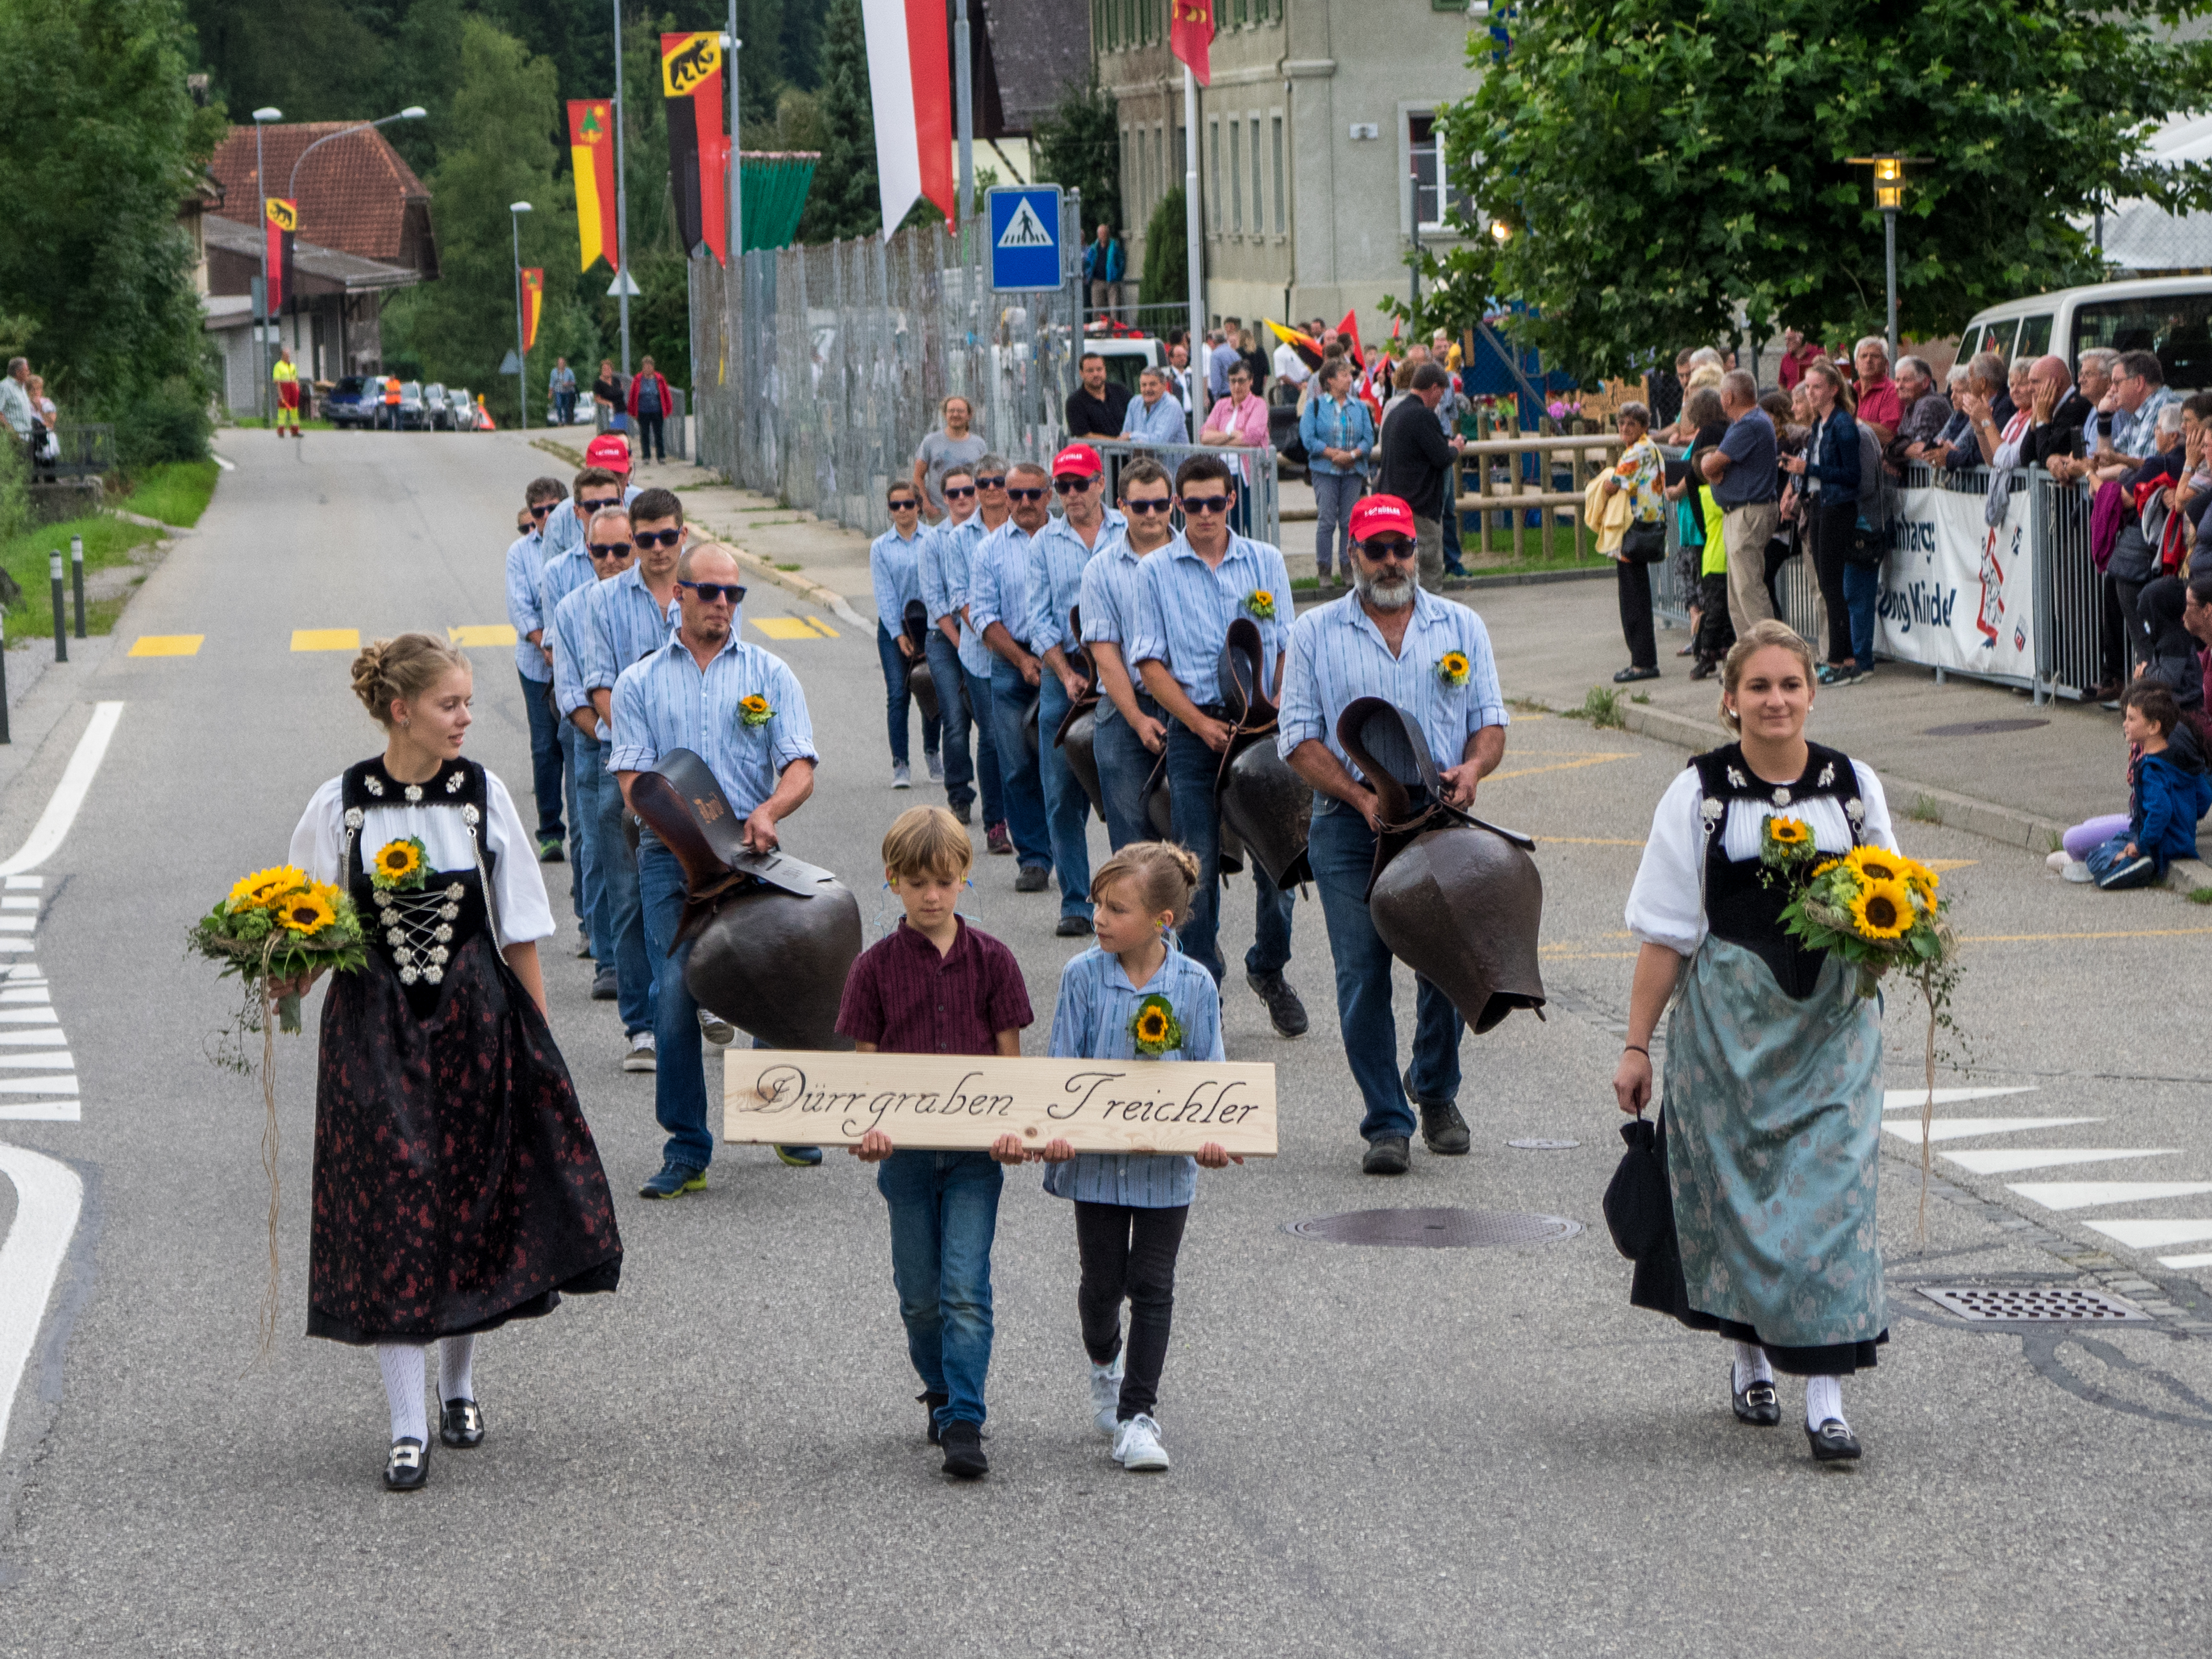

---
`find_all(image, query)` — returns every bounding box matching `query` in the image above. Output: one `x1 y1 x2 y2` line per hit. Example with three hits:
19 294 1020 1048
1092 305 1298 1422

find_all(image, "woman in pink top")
1201 363 1271 530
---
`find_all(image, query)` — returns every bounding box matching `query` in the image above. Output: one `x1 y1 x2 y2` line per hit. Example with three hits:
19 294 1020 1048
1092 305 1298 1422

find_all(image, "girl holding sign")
1036 843 1238 1475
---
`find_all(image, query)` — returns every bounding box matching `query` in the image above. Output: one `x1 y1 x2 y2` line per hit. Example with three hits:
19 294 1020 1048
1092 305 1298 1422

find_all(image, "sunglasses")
677 580 746 604
1054 476 1097 493
1123 496 1173 514
889 497 920 512
976 475 1008 490
942 483 976 499
588 541 633 559
578 496 621 513
1361 537 1417 560
529 503 554 517
1006 487 1046 503
1178 494 1230 515
633 528 682 549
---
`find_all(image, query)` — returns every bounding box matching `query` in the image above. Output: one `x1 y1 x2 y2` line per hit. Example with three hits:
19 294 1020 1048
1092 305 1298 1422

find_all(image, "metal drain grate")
1284 1207 1583 1249
1506 1137 1579 1151
1918 1285 2153 1323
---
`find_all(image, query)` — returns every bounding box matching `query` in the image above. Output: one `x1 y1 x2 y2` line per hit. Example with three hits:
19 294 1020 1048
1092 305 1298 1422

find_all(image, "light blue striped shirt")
1040 944 1225 1208
1078 529 1167 729
1276 588 1509 795
869 524 930 636
1119 392 1188 444
966 517 1045 651
504 530 551 680
550 581 607 737
1024 508 1127 656
920 516 996 679
539 542 595 633
581 564 685 693
609 633 817 815
1128 533 1294 706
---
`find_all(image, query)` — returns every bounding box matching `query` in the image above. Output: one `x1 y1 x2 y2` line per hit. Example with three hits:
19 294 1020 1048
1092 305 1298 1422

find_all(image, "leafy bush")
1142 187 1188 315
114 375 211 469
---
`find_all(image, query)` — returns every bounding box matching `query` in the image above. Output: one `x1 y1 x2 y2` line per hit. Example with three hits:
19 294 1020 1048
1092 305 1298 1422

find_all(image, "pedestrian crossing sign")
988 186 1063 293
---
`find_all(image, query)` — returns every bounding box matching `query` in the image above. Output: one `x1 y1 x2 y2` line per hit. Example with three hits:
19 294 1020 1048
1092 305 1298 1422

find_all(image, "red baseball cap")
585 433 633 475
1350 493 1416 543
1050 443 1103 479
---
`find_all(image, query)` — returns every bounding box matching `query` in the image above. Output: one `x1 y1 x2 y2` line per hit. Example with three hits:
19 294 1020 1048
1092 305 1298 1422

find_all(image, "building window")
1271 114 1286 233
1230 116 1243 232
1209 119 1222 231
1408 112 1468 231
1250 117 1262 238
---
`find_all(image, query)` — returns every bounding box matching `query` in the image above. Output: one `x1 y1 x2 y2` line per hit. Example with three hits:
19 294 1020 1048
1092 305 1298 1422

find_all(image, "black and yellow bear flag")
661 31 728 264
264 197 298 313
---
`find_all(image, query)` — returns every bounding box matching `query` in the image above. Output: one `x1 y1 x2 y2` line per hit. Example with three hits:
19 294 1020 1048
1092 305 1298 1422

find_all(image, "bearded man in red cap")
1276 493 1511 1176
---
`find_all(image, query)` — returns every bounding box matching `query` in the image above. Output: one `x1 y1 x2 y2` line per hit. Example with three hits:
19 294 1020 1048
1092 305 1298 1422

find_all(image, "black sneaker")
919 1390 948 1445
1055 914 1094 937
1246 970 1308 1036
1015 866 1050 893
939 1419 988 1478
1361 1135 1411 1175
1403 1068 1470 1154
590 964 619 1000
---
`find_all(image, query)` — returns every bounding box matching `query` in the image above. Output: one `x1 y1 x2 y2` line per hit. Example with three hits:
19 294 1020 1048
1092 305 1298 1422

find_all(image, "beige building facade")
1093 0 1481 342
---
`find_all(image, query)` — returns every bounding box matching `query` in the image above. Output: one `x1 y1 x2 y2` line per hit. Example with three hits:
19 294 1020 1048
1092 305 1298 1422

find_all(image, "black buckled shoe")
1405 1069 1470 1154
939 1420 988 1479
1731 1377 1781 1427
384 1438 430 1492
1247 971 1308 1037
439 1398 485 1449
1361 1135 1411 1176
1806 1418 1862 1462
919 1390 949 1445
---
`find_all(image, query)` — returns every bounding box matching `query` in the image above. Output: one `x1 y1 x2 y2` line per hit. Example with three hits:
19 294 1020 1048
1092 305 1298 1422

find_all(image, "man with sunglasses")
1278 493 1508 1176
918 464 1002 840
540 467 629 938
967 460 1061 895
1129 454 1308 1035
506 477 572 865
1081 457 1175 847
1021 444 1128 934
871 485 944 790
582 487 704 1078
551 507 637 1005
613 543 818 1201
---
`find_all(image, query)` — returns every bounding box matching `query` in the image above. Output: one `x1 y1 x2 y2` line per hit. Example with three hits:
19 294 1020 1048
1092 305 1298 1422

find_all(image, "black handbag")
1620 520 1667 564
1602 1112 1671 1261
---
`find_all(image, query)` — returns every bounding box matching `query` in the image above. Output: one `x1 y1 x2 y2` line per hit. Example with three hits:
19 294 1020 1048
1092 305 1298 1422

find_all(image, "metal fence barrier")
592 388 688 460
1085 437 1279 551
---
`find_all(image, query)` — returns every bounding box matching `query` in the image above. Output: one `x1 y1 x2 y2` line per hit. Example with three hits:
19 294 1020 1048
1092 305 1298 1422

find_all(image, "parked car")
322 375 379 429
450 388 478 430
396 381 428 430
1960 276 2212 392
424 383 452 430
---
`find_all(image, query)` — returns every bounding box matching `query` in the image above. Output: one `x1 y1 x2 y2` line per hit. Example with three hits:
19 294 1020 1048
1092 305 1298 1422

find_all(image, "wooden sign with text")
721 1050 1277 1156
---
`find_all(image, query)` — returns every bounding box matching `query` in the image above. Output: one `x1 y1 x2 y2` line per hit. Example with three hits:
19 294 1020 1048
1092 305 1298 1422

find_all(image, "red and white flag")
861 0 954 233
1172 0 1215 86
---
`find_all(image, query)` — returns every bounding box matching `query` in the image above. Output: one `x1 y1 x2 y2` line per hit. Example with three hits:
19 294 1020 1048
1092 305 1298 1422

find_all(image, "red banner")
662 32 729 264
521 268 543 352
567 100 619 271
1171 0 1214 87
264 197 297 313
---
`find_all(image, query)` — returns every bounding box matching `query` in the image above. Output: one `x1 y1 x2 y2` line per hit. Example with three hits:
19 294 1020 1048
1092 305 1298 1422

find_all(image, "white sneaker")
1112 1413 1170 1472
2046 849 2071 873
891 763 912 789
926 752 944 783
1088 1352 1125 1436
623 1030 657 1071
2061 860 2093 884
697 1008 736 1046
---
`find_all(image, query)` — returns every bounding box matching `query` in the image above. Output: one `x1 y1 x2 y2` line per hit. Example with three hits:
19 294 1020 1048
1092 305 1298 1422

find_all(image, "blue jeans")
876 622 940 768
1092 694 1162 850
1312 471 1362 579
926 631 977 815
1842 557 1880 667
1037 672 1095 919
964 667 1005 826
1164 718 1293 984
518 670 565 841
988 659 1052 868
555 721 590 931
1308 805 1464 1142
638 839 711 1168
596 751 655 1036
876 1149 1004 1429
567 728 613 963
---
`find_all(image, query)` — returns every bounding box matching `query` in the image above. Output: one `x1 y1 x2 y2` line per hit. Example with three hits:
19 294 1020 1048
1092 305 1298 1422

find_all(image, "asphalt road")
0 428 2208 1656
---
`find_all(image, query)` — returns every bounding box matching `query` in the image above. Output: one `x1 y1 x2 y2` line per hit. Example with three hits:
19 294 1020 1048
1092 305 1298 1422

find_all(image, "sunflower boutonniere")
1244 589 1276 622
738 694 774 728
1129 993 1186 1058
1436 650 1470 688
371 837 430 893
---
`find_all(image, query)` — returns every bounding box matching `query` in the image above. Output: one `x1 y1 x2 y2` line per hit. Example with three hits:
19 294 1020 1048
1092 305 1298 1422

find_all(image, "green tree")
1411 0 2212 380
1033 74 1120 240
1141 185 1188 313
0 0 221 461
798 0 878 241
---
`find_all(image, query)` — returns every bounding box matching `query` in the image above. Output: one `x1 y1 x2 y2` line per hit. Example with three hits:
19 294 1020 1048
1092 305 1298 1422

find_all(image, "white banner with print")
1878 481 2036 684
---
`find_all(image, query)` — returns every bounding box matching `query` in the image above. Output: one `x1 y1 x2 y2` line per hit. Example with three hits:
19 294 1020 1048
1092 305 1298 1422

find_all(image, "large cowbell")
1214 617 1311 888
625 748 863 1051
1052 609 1106 818
1334 696 1544 1034
901 600 941 726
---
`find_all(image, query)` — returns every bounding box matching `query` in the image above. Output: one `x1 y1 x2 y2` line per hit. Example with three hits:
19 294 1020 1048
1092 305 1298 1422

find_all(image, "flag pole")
1183 64 1203 406
956 0 975 245
613 0 632 381
726 4 742 476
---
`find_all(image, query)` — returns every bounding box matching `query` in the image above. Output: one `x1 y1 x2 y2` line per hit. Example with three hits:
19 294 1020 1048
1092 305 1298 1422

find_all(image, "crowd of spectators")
1 355 60 473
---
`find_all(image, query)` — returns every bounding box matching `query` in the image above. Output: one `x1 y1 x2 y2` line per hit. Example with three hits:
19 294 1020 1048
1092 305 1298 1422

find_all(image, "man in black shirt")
1064 352 1133 440
1376 363 1466 585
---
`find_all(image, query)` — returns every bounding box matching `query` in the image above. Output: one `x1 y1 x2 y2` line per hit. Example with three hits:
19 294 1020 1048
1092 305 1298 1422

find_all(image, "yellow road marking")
291 629 360 652
804 615 840 637
1485 753 1635 783
1925 859 1977 872
1962 926 2212 944
128 635 203 657
753 616 828 640
448 624 518 647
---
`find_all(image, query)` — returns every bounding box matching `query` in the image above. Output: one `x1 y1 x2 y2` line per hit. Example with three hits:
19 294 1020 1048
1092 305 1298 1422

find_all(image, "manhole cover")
1917 1286 2152 1323
1507 1138 1580 1151
1283 1207 1583 1249
1920 719 2050 737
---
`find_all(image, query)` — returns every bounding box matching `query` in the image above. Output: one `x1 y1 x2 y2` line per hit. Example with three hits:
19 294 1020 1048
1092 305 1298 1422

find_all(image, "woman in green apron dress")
1613 620 1896 1463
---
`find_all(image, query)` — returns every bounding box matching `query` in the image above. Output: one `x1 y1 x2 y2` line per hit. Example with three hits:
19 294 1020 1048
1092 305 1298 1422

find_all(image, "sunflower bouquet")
1129 994 1186 1058
190 865 368 1038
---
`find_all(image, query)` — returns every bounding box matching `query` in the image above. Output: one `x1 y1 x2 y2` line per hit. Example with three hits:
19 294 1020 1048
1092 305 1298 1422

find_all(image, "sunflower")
738 694 773 728
375 840 421 880
1847 877 1914 940
230 866 306 909
1766 816 1810 847
1811 858 1842 879
1135 1007 1171 1044
276 888 337 935
1128 993 1185 1057
1844 846 1905 885
1244 589 1277 621
1899 857 1939 902
1436 650 1470 687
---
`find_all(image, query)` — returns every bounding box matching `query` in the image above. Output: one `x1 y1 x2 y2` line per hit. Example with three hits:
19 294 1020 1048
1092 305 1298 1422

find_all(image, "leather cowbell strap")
1333 695 1534 893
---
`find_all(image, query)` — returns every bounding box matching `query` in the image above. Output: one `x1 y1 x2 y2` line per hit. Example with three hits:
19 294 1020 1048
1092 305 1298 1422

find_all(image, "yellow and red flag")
567 100 618 271
1171 0 1214 86
520 268 543 352
264 197 298 313
662 32 729 264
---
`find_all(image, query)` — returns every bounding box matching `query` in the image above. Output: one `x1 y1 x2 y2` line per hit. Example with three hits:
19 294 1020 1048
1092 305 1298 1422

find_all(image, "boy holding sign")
838 808 1034 1479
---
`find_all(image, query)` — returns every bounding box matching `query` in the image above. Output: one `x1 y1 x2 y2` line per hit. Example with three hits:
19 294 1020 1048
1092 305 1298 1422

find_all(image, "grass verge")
2 513 161 646
2189 887 2212 906
115 459 220 529
1560 686 1626 728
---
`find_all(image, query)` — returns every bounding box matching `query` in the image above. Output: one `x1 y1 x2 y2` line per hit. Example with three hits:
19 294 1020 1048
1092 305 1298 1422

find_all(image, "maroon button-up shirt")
835 917 1033 1055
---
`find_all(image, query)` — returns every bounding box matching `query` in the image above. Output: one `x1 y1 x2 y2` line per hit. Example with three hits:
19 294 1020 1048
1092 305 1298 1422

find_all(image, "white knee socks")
438 1335 477 1404
1805 1374 1845 1430
1732 1341 1774 1391
375 1343 428 1444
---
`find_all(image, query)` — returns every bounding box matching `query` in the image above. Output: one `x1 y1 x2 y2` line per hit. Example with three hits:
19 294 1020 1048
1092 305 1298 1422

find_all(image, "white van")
1959 276 2212 389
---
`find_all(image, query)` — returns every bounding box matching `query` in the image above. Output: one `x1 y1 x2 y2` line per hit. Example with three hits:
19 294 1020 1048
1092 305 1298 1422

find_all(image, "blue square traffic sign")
988 186 1064 293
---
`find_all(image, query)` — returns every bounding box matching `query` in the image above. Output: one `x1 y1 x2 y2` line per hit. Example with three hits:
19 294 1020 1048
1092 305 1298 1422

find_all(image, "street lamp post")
511 202 533 431
287 106 426 382
1847 154 1929 366
252 106 282 426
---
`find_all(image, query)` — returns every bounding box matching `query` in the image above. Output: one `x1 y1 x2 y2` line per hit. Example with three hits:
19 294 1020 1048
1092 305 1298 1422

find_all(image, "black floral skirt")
307 935 622 1345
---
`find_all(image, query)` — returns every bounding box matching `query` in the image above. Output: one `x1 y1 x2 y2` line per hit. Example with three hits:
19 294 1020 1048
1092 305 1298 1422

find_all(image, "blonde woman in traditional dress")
1613 621 1896 1462
279 634 622 1491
